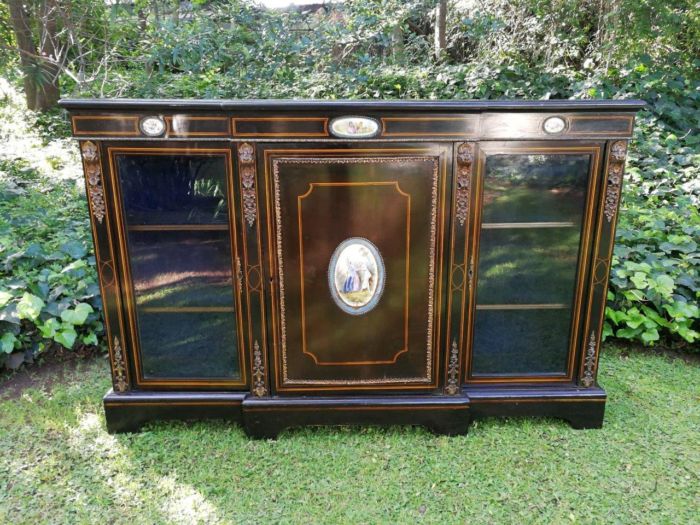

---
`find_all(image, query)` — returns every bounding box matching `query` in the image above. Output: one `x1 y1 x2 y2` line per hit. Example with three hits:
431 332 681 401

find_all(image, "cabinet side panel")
80 140 130 392
237 143 270 397
444 142 477 394
579 140 628 387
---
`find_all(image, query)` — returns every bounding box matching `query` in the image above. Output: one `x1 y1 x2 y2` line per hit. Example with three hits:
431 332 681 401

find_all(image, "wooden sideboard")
60 98 644 437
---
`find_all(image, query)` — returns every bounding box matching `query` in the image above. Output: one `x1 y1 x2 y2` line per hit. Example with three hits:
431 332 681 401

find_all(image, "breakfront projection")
61 98 643 437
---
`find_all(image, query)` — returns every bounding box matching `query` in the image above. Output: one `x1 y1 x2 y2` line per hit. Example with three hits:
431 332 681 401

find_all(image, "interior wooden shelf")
481 221 576 229
128 224 229 231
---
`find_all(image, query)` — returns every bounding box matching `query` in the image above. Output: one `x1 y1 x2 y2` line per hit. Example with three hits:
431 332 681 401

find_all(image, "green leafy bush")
0 158 102 366
0 93 102 368
0 0 698 359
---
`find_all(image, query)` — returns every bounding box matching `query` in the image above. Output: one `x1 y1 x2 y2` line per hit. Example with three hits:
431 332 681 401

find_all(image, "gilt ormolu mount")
60 98 644 438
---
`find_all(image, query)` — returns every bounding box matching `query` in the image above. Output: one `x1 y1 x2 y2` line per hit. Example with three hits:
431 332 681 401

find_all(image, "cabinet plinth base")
466 385 607 429
103 386 606 436
241 395 472 439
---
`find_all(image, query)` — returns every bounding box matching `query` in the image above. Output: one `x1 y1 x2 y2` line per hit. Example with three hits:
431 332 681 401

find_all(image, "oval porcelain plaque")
328 238 385 315
140 116 166 137
329 116 380 138
543 116 567 134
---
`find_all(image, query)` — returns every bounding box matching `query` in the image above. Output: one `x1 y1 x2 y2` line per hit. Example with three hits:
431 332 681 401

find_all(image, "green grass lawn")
1 345 698 524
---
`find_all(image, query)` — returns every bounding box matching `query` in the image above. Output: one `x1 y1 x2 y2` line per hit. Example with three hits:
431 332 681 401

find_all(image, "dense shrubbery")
0 0 698 366
0 89 102 368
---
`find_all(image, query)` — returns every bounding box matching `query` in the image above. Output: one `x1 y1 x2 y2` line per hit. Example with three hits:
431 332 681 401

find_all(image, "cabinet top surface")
59 98 646 112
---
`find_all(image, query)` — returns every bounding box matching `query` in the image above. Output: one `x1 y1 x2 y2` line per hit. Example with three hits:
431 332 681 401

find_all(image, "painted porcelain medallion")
328 237 385 315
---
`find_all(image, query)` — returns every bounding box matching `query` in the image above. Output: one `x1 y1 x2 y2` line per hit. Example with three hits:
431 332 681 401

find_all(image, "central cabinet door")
261 145 450 392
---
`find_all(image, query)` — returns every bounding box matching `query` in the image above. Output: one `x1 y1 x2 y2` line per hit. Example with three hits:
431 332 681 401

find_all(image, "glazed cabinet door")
465 142 603 383
261 145 451 393
106 144 247 389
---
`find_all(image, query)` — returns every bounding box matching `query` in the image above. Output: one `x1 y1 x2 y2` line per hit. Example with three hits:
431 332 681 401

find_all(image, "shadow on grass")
1 345 698 523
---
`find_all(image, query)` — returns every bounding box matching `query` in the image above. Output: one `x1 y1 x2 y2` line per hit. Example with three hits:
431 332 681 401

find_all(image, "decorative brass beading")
235 256 243 290
581 330 597 387
238 143 257 227
445 339 460 395
112 336 128 392
455 143 473 227
252 340 267 397
272 156 439 385
81 141 106 224
604 140 627 223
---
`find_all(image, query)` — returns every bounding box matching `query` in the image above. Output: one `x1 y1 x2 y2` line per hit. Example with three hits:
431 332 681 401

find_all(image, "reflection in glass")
128 231 234 308
117 155 229 224
481 154 589 224
476 228 580 305
472 309 571 375
138 312 239 379
116 152 241 381
472 153 591 377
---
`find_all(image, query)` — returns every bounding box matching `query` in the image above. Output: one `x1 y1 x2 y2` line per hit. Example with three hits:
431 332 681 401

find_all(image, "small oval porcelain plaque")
543 116 567 134
329 116 380 138
140 116 166 137
328 238 385 315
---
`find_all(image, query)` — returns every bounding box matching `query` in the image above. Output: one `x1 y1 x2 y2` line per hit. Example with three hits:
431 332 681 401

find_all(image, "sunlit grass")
1 345 698 524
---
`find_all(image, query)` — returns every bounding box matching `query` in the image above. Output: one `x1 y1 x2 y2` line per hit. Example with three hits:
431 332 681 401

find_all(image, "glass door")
107 146 246 388
466 142 602 383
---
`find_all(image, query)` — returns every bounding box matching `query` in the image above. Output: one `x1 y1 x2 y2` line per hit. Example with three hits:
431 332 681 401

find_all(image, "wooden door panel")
263 146 449 392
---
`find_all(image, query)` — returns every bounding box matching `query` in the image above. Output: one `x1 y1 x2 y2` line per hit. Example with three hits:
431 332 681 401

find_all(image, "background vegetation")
0 0 698 369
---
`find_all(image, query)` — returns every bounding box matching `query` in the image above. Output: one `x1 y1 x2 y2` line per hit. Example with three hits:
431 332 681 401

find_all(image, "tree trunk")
7 0 38 109
35 0 60 110
391 24 404 58
434 0 447 59
6 0 60 111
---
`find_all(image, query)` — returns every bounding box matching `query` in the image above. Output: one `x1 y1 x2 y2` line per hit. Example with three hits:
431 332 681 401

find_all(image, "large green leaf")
16 293 45 321
0 332 17 354
60 302 93 326
54 328 77 349
0 291 12 307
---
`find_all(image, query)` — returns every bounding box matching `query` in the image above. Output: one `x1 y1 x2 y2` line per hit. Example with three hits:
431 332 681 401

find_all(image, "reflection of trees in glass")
482 154 590 223
129 232 234 308
476 228 581 304
118 155 228 224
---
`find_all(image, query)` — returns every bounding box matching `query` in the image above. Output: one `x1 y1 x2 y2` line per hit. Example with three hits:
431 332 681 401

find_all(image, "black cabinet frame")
62 99 644 437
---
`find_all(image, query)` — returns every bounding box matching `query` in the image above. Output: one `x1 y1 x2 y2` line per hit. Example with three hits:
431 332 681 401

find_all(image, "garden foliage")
0 0 698 367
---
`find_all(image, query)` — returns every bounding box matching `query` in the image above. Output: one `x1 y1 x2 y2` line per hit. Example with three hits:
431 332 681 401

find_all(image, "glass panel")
116 154 229 225
476 228 580 305
481 154 590 224
115 151 241 382
471 309 572 375
128 231 234 308
138 312 240 379
471 152 592 377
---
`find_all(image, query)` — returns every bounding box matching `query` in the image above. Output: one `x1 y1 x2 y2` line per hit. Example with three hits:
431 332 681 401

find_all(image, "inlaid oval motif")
543 116 567 134
329 116 380 138
140 116 166 137
328 238 385 315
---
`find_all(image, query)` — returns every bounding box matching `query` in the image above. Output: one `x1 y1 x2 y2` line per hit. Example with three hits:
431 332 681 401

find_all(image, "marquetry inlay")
272 156 440 385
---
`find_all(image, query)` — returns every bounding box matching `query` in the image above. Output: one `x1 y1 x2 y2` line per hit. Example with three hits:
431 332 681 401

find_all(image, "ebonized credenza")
59 98 644 437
